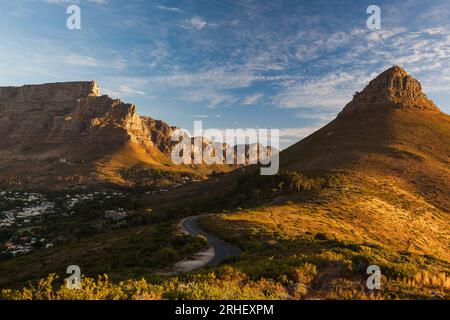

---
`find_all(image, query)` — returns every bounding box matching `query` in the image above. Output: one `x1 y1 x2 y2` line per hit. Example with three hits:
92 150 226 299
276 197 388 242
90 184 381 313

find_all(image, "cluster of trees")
277 171 339 192
236 170 340 195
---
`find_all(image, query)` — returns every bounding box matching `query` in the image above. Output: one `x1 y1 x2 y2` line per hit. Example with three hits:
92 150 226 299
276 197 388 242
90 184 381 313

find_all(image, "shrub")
287 263 318 284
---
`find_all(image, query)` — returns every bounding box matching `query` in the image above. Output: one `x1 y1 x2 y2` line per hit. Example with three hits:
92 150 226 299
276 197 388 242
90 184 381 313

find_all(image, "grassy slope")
197 172 450 298
280 109 450 210
201 176 449 260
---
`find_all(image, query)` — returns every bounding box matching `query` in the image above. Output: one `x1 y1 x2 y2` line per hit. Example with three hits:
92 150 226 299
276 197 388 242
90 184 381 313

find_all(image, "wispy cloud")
182 88 238 109
3 0 450 149
193 114 222 119
184 16 208 30
157 5 181 13
65 55 99 67
242 93 264 105
273 71 368 110
277 125 324 148
295 111 337 123
44 0 106 5
86 0 106 4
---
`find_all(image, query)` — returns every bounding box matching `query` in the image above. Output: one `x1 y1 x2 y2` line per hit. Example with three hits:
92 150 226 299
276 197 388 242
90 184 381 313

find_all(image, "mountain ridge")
0 81 270 189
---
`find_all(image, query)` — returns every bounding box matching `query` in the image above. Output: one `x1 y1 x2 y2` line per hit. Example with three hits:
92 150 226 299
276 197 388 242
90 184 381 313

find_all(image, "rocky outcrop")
281 66 449 175
341 66 439 115
0 81 164 161
141 117 178 155
0 81 179 189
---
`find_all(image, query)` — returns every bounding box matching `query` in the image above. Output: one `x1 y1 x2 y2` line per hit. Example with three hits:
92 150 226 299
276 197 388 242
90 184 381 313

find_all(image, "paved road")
181 216 241 267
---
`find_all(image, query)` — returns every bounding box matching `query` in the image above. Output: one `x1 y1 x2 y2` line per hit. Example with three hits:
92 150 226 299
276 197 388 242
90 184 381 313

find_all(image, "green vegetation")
235 170 339 195
1 162 448 300
0 221 207 289
2 245 449 300
0 266 289 300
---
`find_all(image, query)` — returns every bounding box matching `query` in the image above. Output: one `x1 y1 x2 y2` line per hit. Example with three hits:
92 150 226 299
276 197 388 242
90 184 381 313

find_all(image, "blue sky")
1 0 450 148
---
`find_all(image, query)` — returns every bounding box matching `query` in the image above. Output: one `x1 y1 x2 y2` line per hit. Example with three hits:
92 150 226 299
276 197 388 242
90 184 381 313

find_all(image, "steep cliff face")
0 81 164 160
141 117 178 155
0 81 186 189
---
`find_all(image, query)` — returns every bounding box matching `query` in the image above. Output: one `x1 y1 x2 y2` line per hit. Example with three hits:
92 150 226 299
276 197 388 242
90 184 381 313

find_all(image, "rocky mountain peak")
342 66 439 114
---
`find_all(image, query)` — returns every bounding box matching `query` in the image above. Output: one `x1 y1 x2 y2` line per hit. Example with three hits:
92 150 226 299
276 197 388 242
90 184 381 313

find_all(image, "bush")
1 269 289 300
0 274 163 300
287 263 318 284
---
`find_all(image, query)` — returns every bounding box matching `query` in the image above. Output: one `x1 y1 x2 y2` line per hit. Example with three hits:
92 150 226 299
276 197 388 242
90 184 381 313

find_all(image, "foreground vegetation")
1 267 288 300
1 169 448 300
2 262 449 300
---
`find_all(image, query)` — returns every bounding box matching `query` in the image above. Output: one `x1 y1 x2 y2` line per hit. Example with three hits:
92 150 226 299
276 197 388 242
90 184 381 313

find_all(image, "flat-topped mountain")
0 81 159 156
0 81 101 100
0 81 271 189
0 81 192 189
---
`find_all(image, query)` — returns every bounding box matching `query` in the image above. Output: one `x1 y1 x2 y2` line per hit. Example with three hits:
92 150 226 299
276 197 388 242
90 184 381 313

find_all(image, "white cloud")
183 89 238 109
193 114 222 119
422 27 448 36
45 0 106 4
117 85 145 96
279 126 323 140
185 16 207 30
64 55 99 67
102 85 145 98
273 71 369 110
149 69 254 89
86 0 106 4
242 93 263 105
365 28 406 43
157 5 181 13
295 111 337 122
45 0 76 4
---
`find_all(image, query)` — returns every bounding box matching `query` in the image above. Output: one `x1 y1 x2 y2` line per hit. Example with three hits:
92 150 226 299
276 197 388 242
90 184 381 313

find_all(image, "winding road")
162 216 241 274
180 216 241 267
